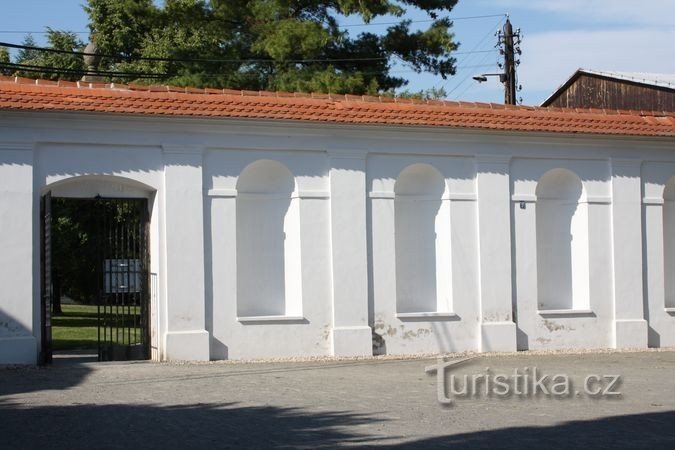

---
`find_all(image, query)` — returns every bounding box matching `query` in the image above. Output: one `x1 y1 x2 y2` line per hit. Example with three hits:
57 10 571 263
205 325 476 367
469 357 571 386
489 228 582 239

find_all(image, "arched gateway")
40 176 156 364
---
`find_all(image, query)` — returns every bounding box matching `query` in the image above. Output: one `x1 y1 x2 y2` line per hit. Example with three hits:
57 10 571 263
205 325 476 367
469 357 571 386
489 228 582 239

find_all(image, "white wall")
205 148 333 359
642 163 675 347
512 158 614 350
0 143 34 364
236 160 299 318
0 110 674 364
663 180 675 309
394 164 452 315
535 168 590 311
369 154 481 355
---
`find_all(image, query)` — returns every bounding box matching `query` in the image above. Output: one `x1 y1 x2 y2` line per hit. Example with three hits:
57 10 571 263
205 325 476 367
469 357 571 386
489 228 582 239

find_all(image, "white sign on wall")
104 259 142 294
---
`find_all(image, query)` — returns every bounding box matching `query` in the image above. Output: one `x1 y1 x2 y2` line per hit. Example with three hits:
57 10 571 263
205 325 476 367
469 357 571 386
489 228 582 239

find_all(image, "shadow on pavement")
0 398 673 448
0 401 388 449
383 410 675 449
0 364 93 397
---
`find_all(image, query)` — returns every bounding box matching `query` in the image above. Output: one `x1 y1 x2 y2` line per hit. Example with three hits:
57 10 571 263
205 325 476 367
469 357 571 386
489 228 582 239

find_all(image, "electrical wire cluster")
0 13 509 88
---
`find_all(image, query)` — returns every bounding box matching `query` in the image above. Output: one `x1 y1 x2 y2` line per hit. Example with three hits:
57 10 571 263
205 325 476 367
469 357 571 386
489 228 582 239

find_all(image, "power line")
442 17 504 93
0 41 391 63
0 62 168 79
0 61 497 82
0 13 508 35
0 31 89 34
454 50 497 55
451 50 500 100
192 63 497 80
339 13 507 27
442 16 505 96
0 40 495 64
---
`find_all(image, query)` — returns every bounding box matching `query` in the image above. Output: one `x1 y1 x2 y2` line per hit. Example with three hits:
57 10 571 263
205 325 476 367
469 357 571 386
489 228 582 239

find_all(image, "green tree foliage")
0 46 10 75
52 199 100 305
14 30 86 81
384 86 448 100
84 0 460 94
15 34 41 64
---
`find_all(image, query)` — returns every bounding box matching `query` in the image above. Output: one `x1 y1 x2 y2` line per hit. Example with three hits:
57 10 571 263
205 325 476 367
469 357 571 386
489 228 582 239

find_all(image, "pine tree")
14 30 85 81
0 47 10 75
85 0 460 94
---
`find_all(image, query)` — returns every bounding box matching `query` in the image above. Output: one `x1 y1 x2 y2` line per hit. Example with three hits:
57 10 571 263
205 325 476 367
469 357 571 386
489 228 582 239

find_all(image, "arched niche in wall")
663 177 675 308
394 164 452 314
236 160 302 317
535 168 590 311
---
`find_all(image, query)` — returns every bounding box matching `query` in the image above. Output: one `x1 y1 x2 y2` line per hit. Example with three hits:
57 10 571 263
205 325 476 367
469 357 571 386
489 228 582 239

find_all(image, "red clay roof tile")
0 76 674 137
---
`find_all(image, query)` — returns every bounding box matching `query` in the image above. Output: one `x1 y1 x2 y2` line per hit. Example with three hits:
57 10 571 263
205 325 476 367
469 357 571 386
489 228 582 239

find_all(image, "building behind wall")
542 69 675 111
0 76 674 364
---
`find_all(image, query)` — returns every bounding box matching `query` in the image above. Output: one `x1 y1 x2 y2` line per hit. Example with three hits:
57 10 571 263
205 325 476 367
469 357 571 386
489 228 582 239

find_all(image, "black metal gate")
96 198 150 361
40 196 151 363
39 191 53 365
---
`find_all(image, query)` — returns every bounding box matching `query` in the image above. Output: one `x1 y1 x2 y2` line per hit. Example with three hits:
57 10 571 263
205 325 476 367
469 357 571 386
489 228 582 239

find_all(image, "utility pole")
472 16 522 105
499 17 522 105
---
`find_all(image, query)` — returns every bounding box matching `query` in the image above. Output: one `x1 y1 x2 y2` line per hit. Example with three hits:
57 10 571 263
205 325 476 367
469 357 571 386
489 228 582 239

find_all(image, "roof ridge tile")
15 76 38 85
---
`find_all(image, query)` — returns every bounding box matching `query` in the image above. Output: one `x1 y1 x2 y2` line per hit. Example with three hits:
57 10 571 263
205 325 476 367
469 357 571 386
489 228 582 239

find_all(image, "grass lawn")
52 303 143 351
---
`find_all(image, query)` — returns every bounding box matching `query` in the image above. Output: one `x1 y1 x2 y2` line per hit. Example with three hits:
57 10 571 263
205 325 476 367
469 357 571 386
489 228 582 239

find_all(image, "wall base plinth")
614 319 648 349
481 322 517 352
165 330 210 361
331 326 372 357
0 336 37 364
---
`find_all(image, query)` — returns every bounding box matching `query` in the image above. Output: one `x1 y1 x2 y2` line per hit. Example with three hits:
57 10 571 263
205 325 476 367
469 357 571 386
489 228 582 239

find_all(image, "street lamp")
472 73 507 84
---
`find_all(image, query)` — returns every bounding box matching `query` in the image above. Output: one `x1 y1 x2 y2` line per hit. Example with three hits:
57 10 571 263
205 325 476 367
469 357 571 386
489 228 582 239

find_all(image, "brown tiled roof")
1 76 674 137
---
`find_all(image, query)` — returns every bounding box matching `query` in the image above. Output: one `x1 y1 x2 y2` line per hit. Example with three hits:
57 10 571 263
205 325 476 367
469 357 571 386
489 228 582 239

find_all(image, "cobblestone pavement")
1 350 675 449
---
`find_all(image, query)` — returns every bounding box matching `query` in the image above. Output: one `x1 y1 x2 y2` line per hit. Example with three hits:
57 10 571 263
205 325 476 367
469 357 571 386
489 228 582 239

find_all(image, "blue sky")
1 0 674 105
